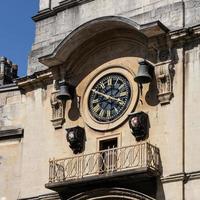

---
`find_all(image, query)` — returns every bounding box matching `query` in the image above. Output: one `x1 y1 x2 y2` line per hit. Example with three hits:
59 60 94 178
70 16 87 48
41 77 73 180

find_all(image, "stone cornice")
161 171 200 184
161 173 185 183
18 192 59 200
0 70 52 92
186 171 200 181
0 83 19 93
140 21 169 37
0 127 23 140
32 8 54 22
169 24 200 41
39 17 168 68
32 0 94 22
17 69 53 90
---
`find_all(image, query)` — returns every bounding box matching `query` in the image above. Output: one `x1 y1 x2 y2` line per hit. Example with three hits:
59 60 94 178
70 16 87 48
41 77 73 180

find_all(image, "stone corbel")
155 60 174 105
50 90 65 129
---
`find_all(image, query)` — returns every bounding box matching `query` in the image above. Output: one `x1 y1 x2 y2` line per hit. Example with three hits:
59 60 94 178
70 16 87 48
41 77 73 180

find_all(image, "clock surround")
81 64 139 131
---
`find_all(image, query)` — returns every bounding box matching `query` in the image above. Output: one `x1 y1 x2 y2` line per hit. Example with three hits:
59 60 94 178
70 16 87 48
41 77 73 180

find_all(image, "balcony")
46 142 160 193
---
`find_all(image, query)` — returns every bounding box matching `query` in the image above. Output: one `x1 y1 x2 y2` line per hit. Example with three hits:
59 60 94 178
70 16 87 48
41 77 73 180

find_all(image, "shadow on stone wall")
145 73 159 107
68 88 80 121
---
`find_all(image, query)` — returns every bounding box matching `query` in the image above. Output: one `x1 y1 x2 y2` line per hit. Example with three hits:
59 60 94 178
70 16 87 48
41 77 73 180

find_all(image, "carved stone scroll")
155 60 174 105
50 91 65 129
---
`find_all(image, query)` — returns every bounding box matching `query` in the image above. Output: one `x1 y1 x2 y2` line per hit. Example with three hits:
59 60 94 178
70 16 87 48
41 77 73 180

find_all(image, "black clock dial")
88 73 131 122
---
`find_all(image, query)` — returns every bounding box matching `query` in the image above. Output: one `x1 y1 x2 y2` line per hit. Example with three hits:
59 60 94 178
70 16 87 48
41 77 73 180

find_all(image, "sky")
0 0 39 77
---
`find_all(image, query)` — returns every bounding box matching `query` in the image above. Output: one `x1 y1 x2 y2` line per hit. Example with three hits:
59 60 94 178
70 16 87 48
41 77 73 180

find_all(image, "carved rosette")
155 60 174 105
50 91 65 129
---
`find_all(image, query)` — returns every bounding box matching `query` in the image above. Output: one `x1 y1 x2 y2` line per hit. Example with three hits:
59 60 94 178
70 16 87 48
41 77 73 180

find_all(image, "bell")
56 80 71 101
134 59 153 84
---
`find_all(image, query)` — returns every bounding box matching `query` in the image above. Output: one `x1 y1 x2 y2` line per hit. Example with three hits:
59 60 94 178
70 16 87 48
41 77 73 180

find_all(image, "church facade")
1 0 200 199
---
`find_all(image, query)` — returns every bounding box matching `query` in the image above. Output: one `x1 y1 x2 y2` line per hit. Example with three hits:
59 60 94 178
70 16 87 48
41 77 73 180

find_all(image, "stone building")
1 0 200 199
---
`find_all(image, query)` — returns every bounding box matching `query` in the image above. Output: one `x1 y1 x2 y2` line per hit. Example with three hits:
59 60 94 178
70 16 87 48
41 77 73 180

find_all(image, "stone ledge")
140 21 169 37
17 69 52 91
0 127 23 140
169 24 200 40
18 192 60 200
161 171 200 184
32 8 55 22
161 173 185 183
0 83 19 93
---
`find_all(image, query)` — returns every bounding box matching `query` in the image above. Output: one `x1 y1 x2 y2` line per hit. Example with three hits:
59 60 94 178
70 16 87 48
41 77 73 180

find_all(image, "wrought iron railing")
48 142 160 183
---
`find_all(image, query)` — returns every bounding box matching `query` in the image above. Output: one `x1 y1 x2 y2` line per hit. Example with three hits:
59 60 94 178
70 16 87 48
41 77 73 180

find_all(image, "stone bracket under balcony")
45 143 161 195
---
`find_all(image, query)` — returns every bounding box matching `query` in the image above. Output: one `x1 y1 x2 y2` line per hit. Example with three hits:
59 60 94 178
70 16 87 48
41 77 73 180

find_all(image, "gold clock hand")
91 89 110 99
92 89 124 104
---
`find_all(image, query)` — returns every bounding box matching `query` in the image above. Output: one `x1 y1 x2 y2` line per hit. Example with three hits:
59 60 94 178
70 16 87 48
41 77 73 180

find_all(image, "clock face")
88 73 131 122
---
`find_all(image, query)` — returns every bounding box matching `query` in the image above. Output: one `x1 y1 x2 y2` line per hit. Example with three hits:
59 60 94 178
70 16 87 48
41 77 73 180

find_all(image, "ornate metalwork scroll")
48 142 160 183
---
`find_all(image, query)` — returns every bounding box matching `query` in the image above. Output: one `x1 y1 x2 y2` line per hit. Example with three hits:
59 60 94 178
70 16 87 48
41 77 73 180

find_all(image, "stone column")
0 57 6 85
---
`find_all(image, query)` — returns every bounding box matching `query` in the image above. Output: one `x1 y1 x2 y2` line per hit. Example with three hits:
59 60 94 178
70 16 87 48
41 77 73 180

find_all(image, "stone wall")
0 90 25 127
29 0 200 75
29 0 184 74
184 39 200 200
0 139 23 200
0 88 25 200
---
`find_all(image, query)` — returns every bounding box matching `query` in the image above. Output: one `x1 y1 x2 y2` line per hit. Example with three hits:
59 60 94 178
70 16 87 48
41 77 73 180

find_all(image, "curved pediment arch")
39 16 168 87
39 16 148 68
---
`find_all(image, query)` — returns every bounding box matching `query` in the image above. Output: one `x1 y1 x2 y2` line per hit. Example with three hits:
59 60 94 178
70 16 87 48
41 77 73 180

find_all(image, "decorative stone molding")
17 69 53 91
18 192 60 200
161 173 185 183
68 188 156 200
50 90 65 129
161 171 200 184
0 127 23 140
155 60 174 105
169 24 200 41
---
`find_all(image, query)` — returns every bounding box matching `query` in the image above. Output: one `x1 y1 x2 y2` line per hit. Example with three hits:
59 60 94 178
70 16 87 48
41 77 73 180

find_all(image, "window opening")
99 138 118 173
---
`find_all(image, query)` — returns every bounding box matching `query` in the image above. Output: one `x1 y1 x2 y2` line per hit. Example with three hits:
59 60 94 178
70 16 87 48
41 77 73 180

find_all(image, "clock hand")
92 89 124 104
92 89 109 99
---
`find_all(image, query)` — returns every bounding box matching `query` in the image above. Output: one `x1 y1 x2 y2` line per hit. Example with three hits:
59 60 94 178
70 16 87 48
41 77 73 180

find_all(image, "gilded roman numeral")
107 77 112 86
99 82 105 89
120 91 128 97
118 84 124 90
119 100 125 106
107 110 111 118
93 104 100 112
92 99 99 104
99 109 105 117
